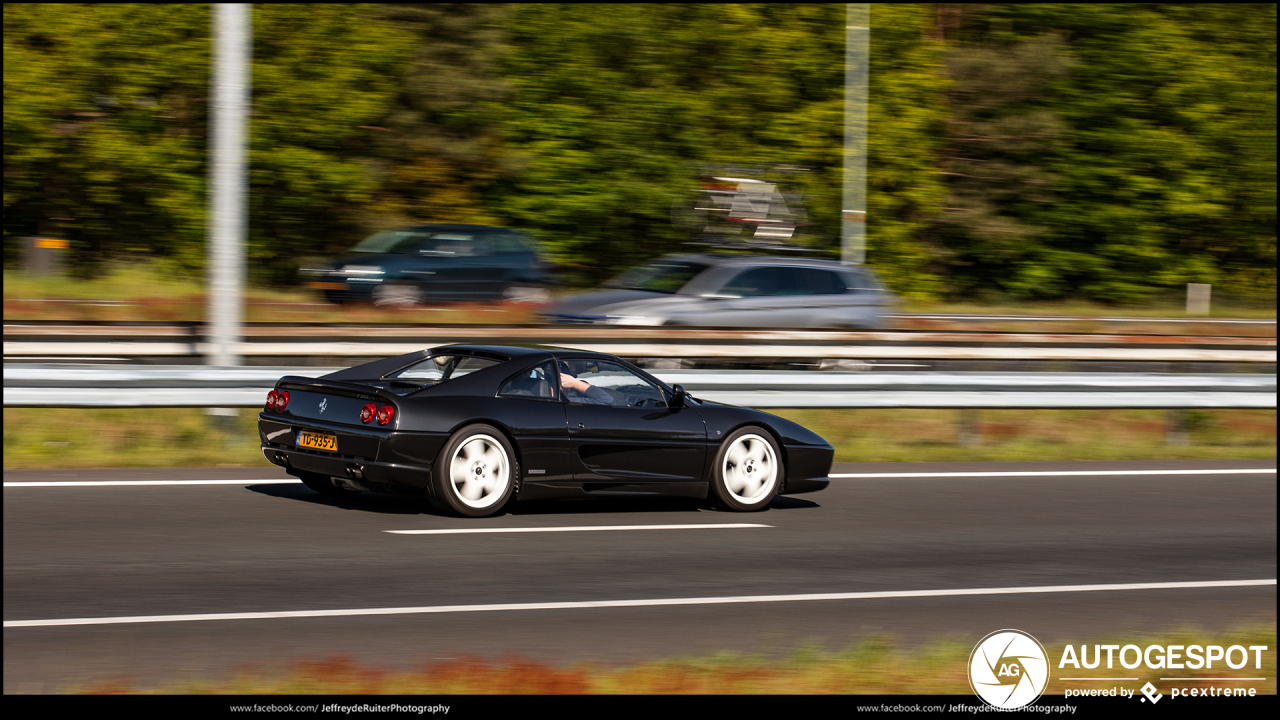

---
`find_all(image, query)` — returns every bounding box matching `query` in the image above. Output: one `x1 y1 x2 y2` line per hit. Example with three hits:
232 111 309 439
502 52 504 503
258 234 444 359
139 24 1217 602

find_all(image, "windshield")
350 230 482 256
603 260 709 294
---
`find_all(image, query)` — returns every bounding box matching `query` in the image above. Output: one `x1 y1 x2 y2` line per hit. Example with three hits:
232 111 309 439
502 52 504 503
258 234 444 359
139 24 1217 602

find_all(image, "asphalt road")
4 459 1275 692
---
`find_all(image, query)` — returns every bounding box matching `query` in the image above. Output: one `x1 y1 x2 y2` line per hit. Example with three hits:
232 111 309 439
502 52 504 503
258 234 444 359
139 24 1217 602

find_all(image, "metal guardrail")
892 313 1277 325
4 365 1273 409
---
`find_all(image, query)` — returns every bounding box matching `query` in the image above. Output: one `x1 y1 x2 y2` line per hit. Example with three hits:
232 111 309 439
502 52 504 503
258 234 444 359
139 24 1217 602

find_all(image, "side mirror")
671 384 689 407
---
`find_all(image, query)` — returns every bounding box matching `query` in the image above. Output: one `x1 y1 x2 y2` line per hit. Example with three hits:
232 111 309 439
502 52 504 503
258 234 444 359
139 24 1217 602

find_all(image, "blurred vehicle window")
350 230 490 256
430 233 478 257
491 231 529 255
722 267 796 297
604 261 709 294
350 230 429 254
499 361 558 400
844 268 874 293
793 268 849 295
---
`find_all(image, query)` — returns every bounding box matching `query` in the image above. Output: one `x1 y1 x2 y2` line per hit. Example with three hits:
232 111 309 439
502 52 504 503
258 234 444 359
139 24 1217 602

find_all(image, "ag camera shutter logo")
969 629 1050 709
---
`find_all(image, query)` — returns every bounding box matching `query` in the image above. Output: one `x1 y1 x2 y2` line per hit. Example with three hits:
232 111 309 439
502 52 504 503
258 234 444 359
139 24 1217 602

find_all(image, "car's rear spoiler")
275 376 395 403
320 350 432 383
318 347 513 385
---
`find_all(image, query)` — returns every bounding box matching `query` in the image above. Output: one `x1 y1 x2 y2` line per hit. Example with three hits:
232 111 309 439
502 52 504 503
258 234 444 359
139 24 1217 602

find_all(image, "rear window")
385 355 500 384
604 261 709 294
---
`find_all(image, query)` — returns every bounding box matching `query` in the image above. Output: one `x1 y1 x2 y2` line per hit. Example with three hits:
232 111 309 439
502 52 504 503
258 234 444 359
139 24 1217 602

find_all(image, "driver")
558 361 613 405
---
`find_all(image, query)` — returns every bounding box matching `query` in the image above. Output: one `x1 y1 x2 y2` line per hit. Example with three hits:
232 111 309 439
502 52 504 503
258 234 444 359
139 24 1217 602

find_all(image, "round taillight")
266 389 278 410
360 403 376 424
376 404 395 426
277 390 290 411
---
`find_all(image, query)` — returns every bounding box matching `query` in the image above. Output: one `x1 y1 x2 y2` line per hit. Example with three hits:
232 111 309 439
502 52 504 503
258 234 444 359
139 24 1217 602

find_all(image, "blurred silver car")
543 254 895 328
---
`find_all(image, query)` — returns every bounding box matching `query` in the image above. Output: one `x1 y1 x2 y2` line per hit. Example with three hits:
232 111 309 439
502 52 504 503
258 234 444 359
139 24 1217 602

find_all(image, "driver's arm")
560 375 612 405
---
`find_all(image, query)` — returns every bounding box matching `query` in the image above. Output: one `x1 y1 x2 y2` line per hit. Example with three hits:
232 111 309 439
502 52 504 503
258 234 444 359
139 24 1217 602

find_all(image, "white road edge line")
831 469 1276 479
386 523 770 535
6 579 1274 629
3 479 302 487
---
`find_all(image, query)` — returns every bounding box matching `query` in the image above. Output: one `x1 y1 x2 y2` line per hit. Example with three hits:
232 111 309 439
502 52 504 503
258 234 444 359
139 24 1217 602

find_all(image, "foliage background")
4 3 1275 301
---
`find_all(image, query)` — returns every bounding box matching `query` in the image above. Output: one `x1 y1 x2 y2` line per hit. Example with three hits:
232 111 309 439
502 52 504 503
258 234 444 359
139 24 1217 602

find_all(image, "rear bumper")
263 445 432 494
259 413 445 494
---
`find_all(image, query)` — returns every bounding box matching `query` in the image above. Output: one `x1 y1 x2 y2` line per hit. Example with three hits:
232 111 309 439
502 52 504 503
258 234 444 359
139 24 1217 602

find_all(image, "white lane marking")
9 468 1271 487
6 579 1273 629
3 479 301 487
386 523 770 535
831 469 1276 479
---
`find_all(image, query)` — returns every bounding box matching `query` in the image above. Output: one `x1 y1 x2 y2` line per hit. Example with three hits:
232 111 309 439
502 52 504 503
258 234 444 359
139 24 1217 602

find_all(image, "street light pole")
207 3 250 367
843 4 869 265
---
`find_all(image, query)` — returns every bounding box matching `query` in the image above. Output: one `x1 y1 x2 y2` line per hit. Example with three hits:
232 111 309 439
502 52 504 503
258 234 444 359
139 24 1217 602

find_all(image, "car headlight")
604 315 666 326
340 265 385 276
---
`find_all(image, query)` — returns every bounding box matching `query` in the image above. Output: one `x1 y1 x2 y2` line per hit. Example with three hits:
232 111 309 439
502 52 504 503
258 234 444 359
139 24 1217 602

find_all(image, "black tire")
431 424 518 517
709 426 782 512
297 471 361 498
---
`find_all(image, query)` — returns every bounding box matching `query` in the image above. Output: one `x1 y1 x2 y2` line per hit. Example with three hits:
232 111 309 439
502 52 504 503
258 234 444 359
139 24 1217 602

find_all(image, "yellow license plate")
306 282 348 290
297 430 337 452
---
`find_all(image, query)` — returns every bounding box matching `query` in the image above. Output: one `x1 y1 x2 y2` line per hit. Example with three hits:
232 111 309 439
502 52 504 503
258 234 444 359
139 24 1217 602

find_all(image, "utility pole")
207 3 250 367
843 4 869 265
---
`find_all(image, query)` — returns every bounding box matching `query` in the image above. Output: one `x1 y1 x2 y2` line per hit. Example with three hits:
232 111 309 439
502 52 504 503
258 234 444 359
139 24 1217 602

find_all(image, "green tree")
363 3 515 228
495 3 949 291
247 4 414 280
935 3 1276 302
4 4 210 270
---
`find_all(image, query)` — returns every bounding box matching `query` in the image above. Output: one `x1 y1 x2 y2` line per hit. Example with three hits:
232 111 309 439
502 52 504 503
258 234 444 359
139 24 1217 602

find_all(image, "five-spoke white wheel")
710 427 781 511
431 425 517 517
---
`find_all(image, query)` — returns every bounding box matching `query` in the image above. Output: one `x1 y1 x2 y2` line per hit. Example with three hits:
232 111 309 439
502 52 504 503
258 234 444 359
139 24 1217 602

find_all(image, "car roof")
428 343 649 367
403 224 514 232
652 252 862 270
429 344 552 359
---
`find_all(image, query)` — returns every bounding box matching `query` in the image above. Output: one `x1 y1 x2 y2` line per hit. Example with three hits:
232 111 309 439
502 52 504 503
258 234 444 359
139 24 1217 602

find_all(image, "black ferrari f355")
259 345 832 517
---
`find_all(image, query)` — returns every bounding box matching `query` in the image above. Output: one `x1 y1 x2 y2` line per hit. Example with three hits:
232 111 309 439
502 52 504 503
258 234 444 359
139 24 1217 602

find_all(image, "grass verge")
67 623 1275 694
3 263 537 324
3 408 1273 470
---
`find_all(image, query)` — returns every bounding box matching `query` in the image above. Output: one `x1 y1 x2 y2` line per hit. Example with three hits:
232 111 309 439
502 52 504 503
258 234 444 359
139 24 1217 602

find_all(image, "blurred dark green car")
302 224 553 305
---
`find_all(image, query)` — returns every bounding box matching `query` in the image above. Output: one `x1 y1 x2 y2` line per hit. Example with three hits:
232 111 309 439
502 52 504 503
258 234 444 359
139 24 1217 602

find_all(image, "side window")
432 233 477 257
794 268 848 295
491 232 528 255
721 267 797 297
557 359 667 408
499 361 558 401
843 269 872 293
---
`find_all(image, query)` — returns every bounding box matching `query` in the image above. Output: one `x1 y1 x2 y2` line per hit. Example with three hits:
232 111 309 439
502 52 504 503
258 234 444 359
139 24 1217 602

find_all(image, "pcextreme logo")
970 629 1050 709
